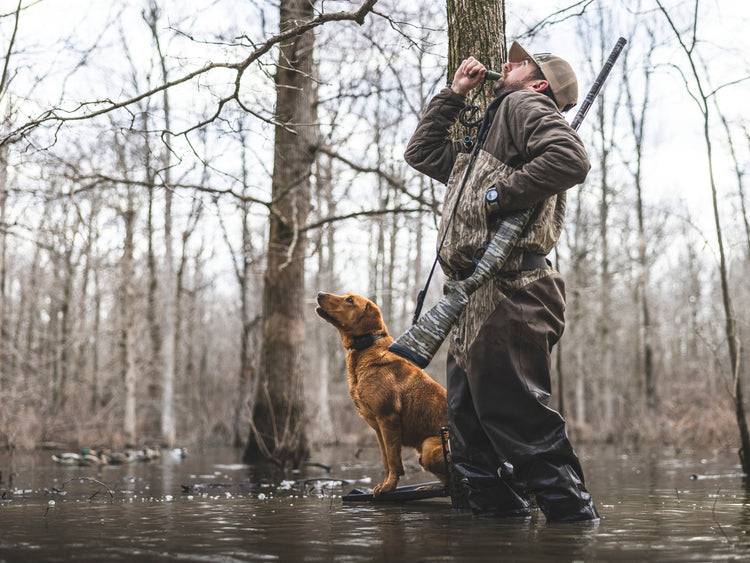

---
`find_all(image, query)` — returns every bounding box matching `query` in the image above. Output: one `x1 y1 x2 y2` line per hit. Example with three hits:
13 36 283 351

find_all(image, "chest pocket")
437 150 516 274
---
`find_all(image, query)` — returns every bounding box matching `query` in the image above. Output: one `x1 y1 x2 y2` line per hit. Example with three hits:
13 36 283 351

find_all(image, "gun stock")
389 37 627 369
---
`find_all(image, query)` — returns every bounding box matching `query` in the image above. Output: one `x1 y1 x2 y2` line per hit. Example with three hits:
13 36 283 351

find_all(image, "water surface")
0 445 747 561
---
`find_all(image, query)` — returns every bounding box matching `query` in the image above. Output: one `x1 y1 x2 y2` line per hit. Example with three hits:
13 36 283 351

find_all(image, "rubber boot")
452 461 531 518
529 461 599 522
447 357 529 516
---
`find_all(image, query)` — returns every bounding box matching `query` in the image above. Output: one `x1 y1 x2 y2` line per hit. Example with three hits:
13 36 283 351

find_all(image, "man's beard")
493 74 526 95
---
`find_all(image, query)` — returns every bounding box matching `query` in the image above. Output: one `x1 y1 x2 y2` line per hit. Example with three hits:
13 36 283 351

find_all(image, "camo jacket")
404 87 590 367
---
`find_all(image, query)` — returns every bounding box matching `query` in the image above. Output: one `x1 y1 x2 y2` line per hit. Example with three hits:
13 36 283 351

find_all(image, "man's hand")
450 57 487 96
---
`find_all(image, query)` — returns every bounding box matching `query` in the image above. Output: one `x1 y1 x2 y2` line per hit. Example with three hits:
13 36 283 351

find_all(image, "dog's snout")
316 291 327 303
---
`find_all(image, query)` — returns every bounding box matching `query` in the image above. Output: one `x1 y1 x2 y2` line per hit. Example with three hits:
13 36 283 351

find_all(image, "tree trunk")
655 0 750 473
444 0 506 507
120 205 138 445
145 116 162 436
447 0 506 112
91 266 102 411
622 29 656 411
243 0 316 468
597 106 614 430
147 1 177 448
57 238 74 414
233 129 256 449
312 152 336 445
742 127 750 260
0 140 7 381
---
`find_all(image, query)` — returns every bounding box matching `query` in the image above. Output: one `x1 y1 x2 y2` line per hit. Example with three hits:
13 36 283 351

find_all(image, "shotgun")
389 37 627 369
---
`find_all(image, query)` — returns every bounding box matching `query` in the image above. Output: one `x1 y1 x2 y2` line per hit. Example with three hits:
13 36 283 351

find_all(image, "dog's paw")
373 481 398 497
415 483 444 491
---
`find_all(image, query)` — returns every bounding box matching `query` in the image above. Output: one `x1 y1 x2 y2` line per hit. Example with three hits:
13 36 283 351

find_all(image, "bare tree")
621 10 657 410
310 150 338 445
0 130 7 377
215 123 263 448
0 0 22 392
656 0 750 472
112 144 139 445
575 7 625 434
143 1 178 447
243 0 320 468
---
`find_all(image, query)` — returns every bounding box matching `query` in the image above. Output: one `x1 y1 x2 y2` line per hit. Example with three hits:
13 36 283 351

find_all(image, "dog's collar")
348 334 384 351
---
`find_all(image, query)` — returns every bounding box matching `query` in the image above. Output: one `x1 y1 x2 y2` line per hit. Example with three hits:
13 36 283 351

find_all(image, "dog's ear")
362 301 387 335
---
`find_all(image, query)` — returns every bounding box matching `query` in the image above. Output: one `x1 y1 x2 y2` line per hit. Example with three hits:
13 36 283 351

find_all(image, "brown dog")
315 291 448 496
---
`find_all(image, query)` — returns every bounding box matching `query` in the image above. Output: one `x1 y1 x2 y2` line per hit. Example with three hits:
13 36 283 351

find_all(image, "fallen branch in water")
43 477 115 518
59 477 116 502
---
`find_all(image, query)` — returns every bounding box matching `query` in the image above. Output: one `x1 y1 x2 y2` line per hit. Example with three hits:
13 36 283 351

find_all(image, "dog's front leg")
372 426 389 484
372 414 404 497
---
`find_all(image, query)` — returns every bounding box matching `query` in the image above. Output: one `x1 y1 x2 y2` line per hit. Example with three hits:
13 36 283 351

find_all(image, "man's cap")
508 41 578 112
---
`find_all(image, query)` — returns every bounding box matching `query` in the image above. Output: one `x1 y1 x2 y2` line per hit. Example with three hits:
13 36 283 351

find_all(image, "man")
404 41 598 522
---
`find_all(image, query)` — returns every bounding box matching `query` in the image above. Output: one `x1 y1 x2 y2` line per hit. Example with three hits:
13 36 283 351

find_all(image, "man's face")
492 58 540 95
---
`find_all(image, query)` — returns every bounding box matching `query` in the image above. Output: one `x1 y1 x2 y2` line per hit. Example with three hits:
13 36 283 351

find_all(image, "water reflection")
0 446 748 561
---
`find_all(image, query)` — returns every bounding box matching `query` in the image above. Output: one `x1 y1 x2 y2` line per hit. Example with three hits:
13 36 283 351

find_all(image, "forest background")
1 0 749 465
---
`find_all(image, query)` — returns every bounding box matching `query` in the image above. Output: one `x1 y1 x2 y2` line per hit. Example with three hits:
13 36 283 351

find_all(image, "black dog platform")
342 481 448 502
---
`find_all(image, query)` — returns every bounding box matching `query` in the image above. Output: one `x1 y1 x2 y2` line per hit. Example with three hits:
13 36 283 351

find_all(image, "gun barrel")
570 37 627 130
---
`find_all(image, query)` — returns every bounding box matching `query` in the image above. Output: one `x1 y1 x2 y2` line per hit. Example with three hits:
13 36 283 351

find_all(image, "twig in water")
59 477 115 503
712 488 729 543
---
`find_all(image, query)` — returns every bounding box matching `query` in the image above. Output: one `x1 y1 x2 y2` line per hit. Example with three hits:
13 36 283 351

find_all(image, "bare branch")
0 0 22 99
317 145 438 212
708 75 750 98
55 170 272 206
0 0 380 147
519 0 596 39
301 206 427 233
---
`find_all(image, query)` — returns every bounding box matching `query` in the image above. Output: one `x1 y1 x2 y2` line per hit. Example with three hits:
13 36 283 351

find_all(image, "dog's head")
315 292 388 349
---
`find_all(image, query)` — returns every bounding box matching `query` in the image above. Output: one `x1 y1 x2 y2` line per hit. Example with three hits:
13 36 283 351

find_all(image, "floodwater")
0 444 748 562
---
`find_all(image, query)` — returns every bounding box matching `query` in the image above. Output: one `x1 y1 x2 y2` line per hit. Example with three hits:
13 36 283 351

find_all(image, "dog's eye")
346 297 354 304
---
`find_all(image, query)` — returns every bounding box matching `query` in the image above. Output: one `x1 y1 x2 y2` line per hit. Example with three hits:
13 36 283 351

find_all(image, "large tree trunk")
444 0 506 506
447 0 506 144
447 0 506 105
243 0 316 468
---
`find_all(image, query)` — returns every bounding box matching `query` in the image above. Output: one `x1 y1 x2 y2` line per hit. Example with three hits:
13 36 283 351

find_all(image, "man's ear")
529 79 549 93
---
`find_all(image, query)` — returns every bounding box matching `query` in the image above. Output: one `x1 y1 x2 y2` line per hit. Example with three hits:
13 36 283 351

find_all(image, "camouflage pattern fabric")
437 148 566 276
448 266 554 371
437 148 565 370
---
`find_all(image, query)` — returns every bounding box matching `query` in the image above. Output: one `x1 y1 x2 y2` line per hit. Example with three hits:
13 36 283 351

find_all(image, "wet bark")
243 0 317 468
